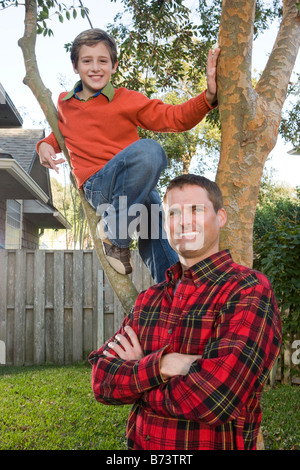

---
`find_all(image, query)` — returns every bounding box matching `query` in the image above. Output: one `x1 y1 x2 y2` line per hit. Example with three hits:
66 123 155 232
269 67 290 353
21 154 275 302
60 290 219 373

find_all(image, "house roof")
0 128 44 173
0 128 70 230
0 83 23 127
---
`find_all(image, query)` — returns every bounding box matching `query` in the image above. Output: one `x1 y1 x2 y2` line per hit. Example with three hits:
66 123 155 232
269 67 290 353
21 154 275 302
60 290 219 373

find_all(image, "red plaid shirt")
89 250 281 450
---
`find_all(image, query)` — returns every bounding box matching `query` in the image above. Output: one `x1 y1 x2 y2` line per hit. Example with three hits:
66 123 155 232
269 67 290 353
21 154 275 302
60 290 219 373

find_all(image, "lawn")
0 363 298 450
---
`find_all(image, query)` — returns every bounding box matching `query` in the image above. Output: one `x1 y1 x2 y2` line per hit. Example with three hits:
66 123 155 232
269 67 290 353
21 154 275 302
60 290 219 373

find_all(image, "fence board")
14 250 26 366
54 251 64 364
34 250 45 365
0 249 152 366
72 250 83 362
0 250 7 353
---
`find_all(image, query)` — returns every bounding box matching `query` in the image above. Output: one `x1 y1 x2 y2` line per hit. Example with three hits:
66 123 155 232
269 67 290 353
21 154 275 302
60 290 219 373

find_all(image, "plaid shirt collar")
62 80 115 102
165 249 232 286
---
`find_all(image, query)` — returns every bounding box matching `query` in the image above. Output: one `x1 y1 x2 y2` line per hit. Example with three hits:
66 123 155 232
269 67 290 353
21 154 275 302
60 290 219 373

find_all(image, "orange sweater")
38 87 215 189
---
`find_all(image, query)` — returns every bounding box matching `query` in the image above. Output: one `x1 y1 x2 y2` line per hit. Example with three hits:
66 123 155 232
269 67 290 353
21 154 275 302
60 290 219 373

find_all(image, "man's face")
164 184 227 267
73 42 117 99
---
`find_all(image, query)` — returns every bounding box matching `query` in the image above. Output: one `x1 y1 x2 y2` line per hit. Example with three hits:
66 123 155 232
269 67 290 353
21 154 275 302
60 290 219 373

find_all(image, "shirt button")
145 435 150 441
168 329 173 334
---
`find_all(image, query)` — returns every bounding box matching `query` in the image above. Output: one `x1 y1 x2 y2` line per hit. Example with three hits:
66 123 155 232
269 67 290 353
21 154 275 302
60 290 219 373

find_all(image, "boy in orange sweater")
38 29 219 283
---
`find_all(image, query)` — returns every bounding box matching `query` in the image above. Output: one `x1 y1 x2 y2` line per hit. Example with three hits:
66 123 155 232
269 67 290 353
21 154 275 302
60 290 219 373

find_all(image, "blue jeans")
83 139 178 283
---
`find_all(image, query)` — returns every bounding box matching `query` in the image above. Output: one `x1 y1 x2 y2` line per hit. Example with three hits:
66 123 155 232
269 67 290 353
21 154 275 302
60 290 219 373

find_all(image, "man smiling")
163 178 227 269
89 173 282 450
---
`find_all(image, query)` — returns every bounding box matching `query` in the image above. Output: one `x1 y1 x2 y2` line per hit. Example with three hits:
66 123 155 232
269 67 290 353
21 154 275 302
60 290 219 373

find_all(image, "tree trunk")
217 0 300 267
217 0 299 450
18 0 138 314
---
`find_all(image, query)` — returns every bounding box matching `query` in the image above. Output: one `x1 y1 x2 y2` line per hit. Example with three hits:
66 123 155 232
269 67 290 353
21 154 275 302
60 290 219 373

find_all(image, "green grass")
0 363 298 450
261 383 300 450
0 363 129 450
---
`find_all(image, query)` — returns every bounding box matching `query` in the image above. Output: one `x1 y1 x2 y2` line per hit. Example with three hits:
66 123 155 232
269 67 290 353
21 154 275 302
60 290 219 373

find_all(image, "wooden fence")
0 249 153 366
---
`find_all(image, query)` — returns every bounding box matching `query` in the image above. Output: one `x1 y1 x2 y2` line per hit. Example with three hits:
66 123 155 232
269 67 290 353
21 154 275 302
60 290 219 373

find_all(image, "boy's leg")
83 139 169 277
138 188 179 283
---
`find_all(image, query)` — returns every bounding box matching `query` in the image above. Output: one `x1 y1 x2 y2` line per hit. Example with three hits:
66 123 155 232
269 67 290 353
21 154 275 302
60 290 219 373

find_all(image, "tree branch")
255 0 300 111
18 0 138 313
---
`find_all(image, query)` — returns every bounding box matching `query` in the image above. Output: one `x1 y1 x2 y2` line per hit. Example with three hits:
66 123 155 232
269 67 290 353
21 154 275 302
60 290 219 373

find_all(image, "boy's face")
72 42 117 99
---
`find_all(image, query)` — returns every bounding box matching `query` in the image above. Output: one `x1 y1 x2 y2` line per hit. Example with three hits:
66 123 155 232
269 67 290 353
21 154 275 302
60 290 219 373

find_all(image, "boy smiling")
37 29 219 282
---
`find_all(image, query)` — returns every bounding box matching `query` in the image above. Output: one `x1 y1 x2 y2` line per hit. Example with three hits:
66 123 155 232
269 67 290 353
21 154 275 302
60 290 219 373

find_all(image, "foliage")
107 0 283 96
138 86 221 189
107 0 206 95
48 176 92 249
2 0 295 173
0 0 89 37
0 363 298 450
254 183 300 339
196 0 282 41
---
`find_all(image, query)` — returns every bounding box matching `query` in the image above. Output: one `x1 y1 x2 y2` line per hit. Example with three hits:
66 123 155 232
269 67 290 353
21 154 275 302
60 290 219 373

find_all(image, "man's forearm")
160 353 202 380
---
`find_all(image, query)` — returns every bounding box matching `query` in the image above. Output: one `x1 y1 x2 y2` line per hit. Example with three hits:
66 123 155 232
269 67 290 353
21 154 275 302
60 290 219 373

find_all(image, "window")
5 200 22 249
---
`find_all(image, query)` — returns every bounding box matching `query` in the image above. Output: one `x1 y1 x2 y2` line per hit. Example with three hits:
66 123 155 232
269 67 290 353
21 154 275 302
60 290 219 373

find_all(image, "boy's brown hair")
164 174 224 213
70 28 118 67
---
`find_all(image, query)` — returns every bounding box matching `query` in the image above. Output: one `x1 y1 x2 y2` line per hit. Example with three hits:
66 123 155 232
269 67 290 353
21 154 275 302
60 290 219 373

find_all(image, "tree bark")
217 0 300 267
18 0 138 314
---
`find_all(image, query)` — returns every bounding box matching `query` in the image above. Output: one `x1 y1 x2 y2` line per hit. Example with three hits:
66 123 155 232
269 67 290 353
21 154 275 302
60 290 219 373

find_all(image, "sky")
0 0 299 187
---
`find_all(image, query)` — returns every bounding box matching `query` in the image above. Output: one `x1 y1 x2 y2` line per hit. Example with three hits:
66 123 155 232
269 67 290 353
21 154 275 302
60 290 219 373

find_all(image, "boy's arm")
132 47 219 133
38 142 65 174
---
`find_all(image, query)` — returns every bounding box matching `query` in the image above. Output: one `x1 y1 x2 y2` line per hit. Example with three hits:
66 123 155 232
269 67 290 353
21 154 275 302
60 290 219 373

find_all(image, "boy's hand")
205 47 220 106
38 142 65 174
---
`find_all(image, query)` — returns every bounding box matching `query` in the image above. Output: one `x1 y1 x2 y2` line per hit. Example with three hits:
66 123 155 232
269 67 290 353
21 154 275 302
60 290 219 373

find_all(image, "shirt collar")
165 250 233 285
62 80 115 102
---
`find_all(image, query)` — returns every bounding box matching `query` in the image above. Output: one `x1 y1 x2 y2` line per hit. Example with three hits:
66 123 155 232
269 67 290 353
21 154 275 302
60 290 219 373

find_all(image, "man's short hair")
164 174 223 213
71 29 118 68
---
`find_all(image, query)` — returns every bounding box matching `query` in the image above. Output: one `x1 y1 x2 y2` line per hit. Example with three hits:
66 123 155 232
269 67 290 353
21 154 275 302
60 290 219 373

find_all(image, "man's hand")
104 325 144 361
160 353 202 381
205 47 220 106
103 326 201 380
38 142 65 174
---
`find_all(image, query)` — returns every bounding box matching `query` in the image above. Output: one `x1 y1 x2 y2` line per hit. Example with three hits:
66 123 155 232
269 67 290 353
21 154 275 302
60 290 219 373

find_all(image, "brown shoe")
96 220 133 275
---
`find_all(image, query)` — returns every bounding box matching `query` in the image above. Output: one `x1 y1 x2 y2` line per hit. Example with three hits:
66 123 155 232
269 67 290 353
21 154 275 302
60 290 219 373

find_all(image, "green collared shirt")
62 80 115 102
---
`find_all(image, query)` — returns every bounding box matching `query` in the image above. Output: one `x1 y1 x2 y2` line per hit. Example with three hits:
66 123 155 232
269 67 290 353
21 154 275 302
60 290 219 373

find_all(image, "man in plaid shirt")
89 174 282 450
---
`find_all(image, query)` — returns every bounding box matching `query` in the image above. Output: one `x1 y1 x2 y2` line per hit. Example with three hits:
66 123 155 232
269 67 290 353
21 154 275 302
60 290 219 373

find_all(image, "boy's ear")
72 61 79 74
112 61 118 74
